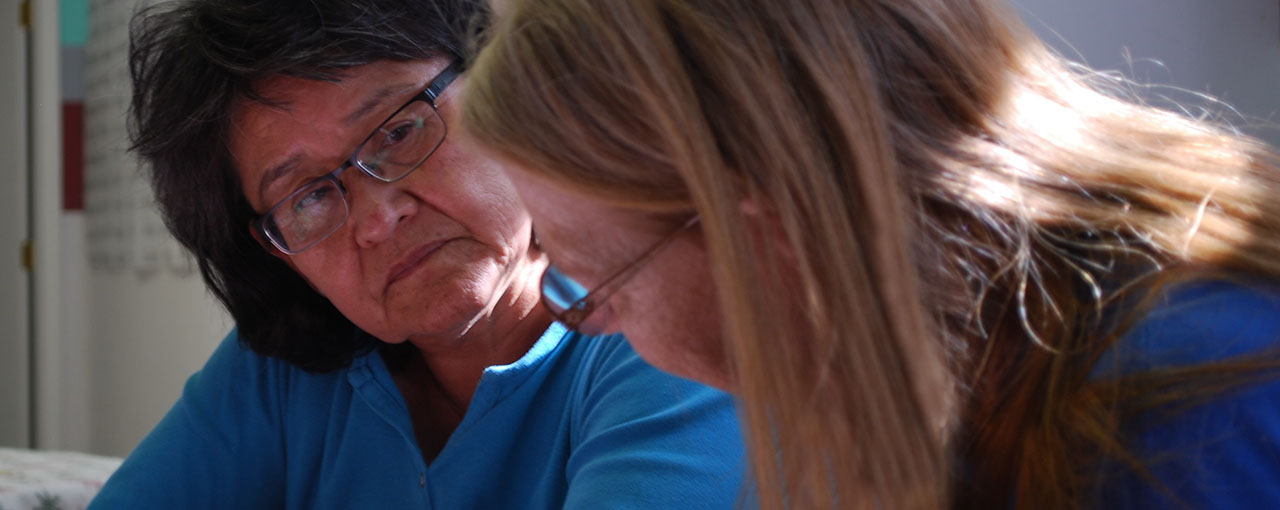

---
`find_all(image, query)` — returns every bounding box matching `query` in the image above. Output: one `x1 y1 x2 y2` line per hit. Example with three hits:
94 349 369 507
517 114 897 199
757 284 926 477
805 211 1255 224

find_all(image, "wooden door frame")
0 0 32 449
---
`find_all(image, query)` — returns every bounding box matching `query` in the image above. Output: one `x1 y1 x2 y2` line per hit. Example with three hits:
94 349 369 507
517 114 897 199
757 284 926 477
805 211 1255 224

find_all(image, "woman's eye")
380 118 423 148
293 185 334 213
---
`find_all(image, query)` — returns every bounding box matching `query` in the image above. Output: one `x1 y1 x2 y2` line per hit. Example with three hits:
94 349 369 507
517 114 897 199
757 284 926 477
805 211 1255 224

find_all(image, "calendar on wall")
84 0 194 278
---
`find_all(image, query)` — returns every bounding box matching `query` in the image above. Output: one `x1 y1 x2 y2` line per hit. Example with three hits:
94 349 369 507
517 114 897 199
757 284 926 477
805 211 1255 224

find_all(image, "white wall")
81 0 231 457
87 273 228 456
1011 0 1280 148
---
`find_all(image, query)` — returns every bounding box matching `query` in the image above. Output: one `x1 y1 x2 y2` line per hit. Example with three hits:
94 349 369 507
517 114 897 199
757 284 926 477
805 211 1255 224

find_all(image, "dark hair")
129 0 484 371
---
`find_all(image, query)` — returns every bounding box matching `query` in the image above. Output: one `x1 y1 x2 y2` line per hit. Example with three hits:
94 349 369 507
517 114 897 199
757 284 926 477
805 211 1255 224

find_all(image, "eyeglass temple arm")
578 215 702 306
425 60 463 104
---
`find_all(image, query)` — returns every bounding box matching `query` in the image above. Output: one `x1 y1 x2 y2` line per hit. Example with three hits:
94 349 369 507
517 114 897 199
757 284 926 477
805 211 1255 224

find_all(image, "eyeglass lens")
540 266 611 335
356 101 444 181
541 265 588 316
263 100 446 253
264 178 350 251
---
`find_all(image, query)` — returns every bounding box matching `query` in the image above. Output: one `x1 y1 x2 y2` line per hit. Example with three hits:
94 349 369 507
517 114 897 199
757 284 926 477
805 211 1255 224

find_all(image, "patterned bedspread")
0 448 121 510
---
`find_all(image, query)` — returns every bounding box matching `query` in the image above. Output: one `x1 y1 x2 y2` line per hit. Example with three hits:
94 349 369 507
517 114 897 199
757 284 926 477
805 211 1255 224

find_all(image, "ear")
737 194 797 262
736 183 779 219
738 195 766 218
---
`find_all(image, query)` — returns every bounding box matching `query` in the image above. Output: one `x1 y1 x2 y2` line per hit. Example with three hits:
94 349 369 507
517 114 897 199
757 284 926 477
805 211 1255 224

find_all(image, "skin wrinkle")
246 73 423 211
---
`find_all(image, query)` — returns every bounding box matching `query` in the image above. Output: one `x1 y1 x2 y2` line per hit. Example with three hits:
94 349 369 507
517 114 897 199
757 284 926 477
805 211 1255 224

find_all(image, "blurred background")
0 0 1277 458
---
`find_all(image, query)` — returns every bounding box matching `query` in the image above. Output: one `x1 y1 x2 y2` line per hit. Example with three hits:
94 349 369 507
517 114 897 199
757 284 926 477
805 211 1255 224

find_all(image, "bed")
0 448 121 510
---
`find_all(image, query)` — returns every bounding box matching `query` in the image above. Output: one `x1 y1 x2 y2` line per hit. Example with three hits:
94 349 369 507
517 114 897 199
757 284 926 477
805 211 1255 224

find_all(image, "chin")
345 300 487 347
396 274 500 338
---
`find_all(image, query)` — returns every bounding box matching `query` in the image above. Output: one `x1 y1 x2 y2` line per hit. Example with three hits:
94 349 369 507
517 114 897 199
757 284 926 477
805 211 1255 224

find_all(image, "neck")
407 252 552 409
416 306 552 410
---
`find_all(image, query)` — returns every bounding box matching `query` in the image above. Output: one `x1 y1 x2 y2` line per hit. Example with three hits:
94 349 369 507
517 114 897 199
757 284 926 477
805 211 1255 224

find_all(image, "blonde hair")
464 0 1280 508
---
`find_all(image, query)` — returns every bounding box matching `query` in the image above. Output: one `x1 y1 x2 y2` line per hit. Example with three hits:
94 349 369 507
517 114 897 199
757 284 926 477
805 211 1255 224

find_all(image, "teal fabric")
90 324 746 509
60 0 88 46
1092 280 1280 507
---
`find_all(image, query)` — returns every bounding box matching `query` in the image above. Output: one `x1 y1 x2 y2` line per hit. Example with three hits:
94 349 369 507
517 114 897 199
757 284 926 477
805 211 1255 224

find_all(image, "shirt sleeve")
1093 281 1280 508
89 329 288 509
563 335 750 510
1095 378 1280 508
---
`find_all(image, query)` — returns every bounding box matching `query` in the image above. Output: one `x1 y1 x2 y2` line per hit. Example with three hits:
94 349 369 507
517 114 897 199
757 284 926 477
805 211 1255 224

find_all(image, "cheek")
433 150 530 243
286 247 363 300
613 249 728 386
650 271 722 351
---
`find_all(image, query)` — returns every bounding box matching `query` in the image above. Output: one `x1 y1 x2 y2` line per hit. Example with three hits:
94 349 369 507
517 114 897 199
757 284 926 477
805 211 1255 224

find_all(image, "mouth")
385 238 454 287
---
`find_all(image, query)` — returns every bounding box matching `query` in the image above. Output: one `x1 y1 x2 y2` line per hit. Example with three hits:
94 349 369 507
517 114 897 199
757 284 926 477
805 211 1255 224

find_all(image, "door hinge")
19 0 30 30
20 240 32 272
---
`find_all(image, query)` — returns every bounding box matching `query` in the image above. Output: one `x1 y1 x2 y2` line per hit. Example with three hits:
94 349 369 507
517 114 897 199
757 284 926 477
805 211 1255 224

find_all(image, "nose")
343 172 418 248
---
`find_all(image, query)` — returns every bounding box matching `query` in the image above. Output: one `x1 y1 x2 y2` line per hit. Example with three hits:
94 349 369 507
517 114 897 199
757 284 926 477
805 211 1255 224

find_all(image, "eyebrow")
256 153 303 210
341 81 422 126
254 80 425 209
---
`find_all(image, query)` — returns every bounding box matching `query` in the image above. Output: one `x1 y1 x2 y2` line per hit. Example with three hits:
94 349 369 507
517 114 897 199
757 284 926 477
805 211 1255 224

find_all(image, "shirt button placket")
419 472 432 510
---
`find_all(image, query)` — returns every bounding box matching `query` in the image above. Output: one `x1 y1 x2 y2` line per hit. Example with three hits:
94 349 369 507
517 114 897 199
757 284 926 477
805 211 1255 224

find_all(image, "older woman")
89 1 745 508
464 0 1280 508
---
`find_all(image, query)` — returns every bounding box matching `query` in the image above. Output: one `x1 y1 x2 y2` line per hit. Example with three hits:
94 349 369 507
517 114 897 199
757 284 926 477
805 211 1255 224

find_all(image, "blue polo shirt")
1092 280 1280 507
90 323 746 509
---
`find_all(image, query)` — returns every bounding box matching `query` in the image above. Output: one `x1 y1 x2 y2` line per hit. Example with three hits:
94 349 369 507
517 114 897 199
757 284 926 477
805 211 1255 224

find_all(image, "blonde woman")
463 0 1280 508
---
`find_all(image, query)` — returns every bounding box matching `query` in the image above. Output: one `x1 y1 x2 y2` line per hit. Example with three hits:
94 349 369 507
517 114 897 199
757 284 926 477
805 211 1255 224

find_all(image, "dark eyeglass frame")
253 60 463 254
542 215 701 332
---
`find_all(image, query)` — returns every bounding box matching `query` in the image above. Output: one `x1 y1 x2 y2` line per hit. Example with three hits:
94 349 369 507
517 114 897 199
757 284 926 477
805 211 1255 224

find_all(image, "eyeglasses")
540 215 700 334
254 60 462 254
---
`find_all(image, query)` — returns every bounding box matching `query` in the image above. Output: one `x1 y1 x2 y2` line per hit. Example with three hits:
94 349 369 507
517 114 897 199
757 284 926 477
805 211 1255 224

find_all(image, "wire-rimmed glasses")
540 215 700 334
254 60 462 254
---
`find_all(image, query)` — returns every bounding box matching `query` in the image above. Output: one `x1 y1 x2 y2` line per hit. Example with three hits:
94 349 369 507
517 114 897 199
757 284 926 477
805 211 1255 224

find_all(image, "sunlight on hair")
1008 85 1093 149
963 171 1021 209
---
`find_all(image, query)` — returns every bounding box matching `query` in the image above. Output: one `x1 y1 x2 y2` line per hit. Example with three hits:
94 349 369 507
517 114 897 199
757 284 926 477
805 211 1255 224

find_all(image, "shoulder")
1106 279 1280 372
180 328 313 427
200 327 360 384
183 328 270 395
91 328 301 508
568 332 733 417
1094 280 1280 507
557 333 747 509
563 331 742 455
180 327 365 436
190 328 293 401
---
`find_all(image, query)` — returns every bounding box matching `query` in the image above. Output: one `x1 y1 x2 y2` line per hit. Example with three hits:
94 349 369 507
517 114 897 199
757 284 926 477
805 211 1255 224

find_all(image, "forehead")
229 59 449 209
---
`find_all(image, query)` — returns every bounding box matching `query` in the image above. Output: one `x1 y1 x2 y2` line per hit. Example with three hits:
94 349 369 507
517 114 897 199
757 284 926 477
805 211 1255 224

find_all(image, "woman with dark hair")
465 0 1280 508
89 1 745 508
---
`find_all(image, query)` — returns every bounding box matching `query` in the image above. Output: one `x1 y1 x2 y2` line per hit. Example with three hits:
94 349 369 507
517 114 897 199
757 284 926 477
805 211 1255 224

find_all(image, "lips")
385 238 453 287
